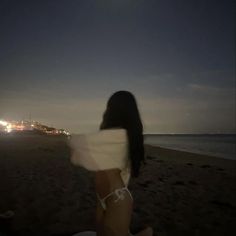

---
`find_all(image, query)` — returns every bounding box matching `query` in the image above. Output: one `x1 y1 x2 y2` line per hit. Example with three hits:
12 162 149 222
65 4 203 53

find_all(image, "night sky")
0 0 235 134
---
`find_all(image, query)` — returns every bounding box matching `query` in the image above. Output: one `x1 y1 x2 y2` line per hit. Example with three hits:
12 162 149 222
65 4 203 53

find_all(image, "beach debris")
0 210 14 234
0 211 15 219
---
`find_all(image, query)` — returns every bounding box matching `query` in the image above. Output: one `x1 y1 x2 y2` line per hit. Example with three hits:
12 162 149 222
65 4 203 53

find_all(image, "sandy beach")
0 134 235 235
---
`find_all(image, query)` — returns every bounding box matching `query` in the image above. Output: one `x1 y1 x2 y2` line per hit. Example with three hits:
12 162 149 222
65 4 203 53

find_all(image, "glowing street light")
6 124 12 133
0 120 8 126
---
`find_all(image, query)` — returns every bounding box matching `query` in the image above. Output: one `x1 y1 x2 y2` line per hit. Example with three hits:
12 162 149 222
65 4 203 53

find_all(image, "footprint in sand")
209 200 234 209
172 181 185 186
155 159 164 163
158 177 164 182
138 183 148 188
138 180 152 188
188 180 198 185
146 156 156 160
200 164 211 168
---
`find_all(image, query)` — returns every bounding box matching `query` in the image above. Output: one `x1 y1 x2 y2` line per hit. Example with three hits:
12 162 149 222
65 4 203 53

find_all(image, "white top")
69 128 131 186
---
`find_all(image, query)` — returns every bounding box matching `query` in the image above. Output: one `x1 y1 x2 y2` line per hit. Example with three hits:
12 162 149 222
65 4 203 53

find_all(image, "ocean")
144 134 236 160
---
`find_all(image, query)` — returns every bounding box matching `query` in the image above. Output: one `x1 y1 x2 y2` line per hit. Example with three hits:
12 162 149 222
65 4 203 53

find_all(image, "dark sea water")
144 134 236 160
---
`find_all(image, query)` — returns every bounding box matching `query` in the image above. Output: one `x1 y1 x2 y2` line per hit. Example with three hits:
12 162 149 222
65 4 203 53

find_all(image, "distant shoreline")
145 144 236 173
144 143 236 161
144 134 236 160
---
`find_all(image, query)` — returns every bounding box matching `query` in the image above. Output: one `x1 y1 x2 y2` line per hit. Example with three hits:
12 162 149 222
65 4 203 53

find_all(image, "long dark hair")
100 91 145 177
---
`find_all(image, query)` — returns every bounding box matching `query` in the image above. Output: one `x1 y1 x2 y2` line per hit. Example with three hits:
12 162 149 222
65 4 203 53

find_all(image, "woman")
70 91 153 236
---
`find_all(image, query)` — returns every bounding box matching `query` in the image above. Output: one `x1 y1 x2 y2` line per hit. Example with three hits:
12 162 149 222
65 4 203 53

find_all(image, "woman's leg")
102 189 133 236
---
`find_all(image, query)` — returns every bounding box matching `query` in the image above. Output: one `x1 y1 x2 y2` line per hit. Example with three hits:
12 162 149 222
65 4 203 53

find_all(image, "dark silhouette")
100 91 145 177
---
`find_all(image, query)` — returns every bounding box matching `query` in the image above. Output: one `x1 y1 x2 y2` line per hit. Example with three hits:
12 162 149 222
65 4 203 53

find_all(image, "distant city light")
0 119 70 136
0 120 8 126
6 124 12 133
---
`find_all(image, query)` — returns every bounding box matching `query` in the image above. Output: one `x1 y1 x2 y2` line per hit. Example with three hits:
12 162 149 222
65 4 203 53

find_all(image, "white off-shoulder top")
69 128 131 186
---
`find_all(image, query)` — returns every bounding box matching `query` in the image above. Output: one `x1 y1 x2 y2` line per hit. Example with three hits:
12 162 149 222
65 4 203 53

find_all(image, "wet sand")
0 134 235 235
